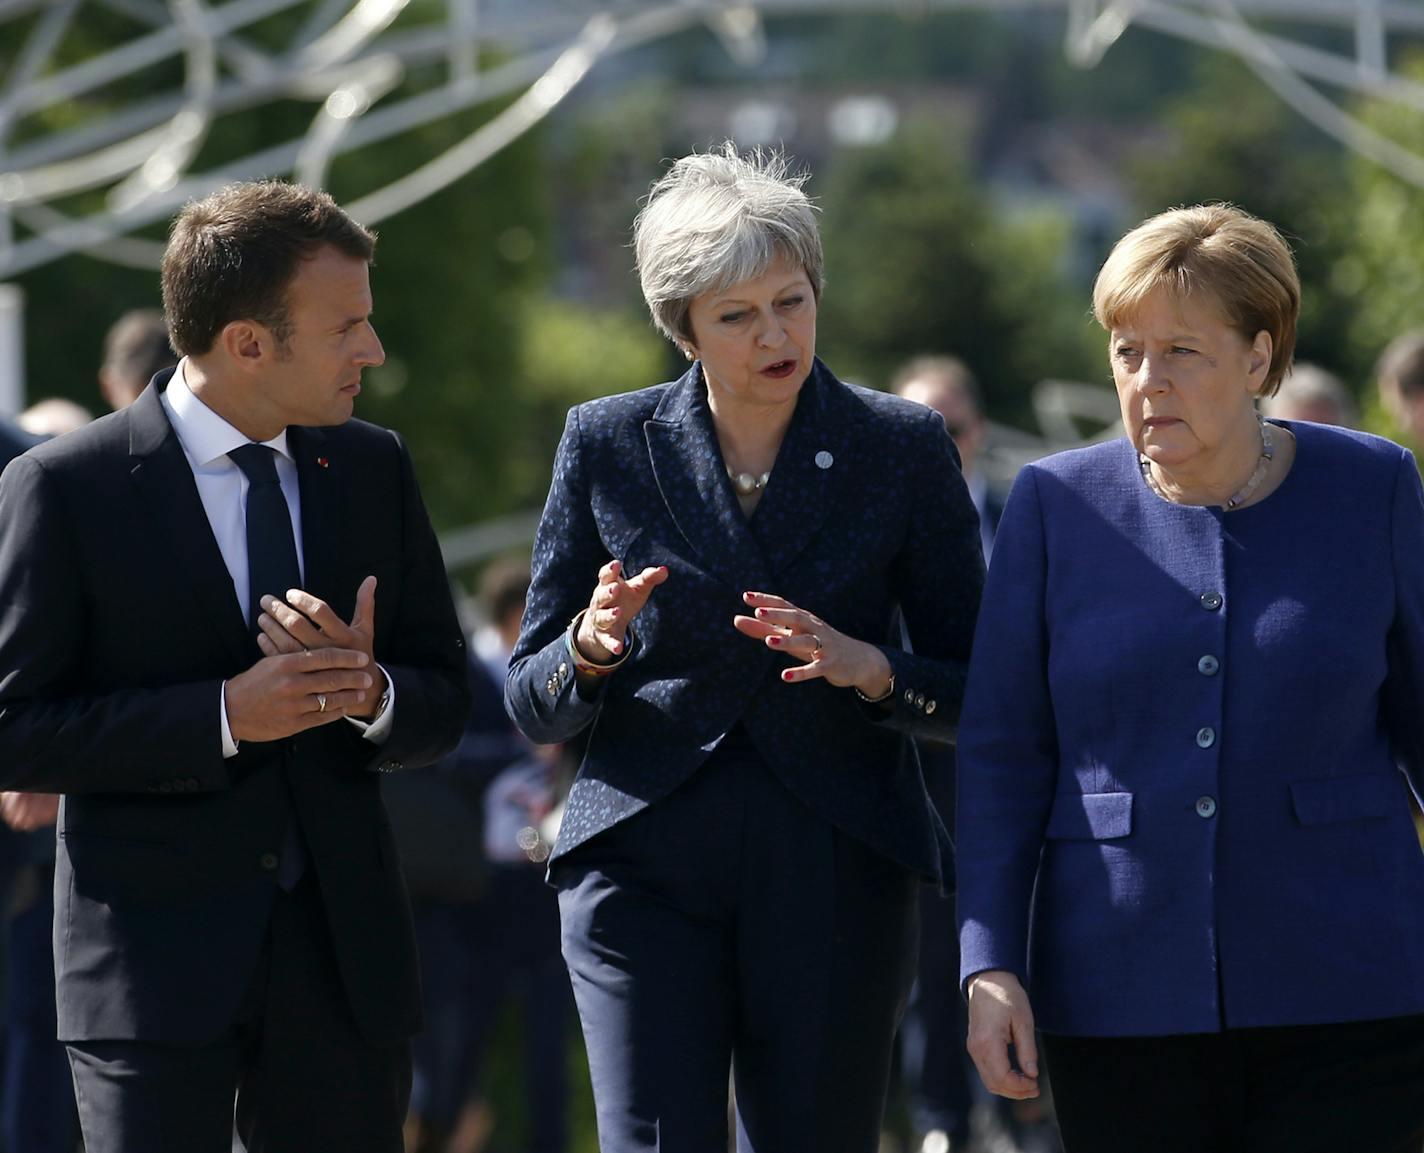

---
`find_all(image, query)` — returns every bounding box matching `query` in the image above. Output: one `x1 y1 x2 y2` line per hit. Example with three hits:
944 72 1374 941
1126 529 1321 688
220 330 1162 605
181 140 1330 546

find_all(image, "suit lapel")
126 380 254 669
289 426 343 609
644 365 770 592
748 360 854 577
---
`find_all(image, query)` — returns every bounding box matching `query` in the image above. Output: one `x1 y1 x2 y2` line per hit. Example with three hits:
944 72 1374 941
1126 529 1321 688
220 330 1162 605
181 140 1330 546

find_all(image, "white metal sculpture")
1 0 1423 280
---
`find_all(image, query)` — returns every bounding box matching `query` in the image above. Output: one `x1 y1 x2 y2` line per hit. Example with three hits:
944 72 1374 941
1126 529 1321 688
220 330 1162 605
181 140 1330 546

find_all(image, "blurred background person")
1260 361 1358 427
958 204 1424 1153
18 398 94 438
392 557 574 1153
0 412 77 1153
508 145 983 1153
1377 330 1424 450
892 356 1002 564
97 309 176 412
890 359 1058 1153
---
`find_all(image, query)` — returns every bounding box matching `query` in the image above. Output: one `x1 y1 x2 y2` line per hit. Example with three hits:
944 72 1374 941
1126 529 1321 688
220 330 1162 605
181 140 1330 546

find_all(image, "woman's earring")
682 346 695 362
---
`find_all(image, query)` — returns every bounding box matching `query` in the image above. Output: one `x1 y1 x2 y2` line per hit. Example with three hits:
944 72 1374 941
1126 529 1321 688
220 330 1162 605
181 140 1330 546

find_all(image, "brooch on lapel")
316 456 330 469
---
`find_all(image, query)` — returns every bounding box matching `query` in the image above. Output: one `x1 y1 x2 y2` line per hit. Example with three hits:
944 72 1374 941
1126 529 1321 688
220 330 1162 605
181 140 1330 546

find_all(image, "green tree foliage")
814 119 1100 423
1125 51 1356 384
1333 50 1424 417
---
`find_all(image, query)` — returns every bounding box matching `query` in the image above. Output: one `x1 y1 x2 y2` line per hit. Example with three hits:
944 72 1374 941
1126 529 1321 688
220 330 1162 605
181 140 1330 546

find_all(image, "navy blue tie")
228 442 306 889
228 443 302 632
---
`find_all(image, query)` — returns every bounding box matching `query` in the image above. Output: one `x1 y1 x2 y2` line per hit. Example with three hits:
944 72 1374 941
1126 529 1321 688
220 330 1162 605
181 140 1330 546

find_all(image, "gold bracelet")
564 608 634 677
854 673 895 704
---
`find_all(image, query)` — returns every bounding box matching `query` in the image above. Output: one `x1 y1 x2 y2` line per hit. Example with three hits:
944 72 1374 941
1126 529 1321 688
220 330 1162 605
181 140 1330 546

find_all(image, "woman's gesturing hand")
734 591 893 699
575 560 669 663
966 970 1041 1100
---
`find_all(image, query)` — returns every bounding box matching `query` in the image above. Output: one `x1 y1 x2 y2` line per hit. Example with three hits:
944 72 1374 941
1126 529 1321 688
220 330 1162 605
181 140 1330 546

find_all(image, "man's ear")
219 321 269 371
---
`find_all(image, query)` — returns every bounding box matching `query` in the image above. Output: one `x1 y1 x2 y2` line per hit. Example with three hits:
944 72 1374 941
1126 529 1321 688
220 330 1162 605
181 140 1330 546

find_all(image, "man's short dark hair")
102 310 176 388
1377 331 1424 399
161 181 376 358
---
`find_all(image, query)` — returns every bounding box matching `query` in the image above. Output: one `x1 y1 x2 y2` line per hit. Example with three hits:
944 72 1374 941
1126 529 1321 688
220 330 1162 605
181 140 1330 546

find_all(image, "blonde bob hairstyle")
633 142 824 345
1092 203 1300 397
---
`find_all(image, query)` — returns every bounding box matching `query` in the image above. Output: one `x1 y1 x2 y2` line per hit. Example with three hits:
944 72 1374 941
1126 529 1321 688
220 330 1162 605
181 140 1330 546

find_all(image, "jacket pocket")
1044 791 1134 840
1290 773 1401 826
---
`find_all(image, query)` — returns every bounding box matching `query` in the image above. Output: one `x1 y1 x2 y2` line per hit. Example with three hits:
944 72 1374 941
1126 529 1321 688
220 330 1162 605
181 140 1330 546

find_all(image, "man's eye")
1171 346 1196 355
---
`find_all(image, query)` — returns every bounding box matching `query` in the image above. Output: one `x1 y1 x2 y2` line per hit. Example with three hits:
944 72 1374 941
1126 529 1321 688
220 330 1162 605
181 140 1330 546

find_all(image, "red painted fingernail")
755 608 767 618
781 669 794 681
767 635 782 646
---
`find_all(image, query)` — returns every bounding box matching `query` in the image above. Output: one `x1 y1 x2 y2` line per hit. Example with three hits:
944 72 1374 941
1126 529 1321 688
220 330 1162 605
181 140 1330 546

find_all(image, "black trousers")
1041 1015 1424 1153
67 870 411 1153
554 741 920 1153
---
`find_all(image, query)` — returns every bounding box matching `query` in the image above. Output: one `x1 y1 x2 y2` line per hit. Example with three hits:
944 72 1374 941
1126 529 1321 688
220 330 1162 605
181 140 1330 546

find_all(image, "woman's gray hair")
633 143 824 344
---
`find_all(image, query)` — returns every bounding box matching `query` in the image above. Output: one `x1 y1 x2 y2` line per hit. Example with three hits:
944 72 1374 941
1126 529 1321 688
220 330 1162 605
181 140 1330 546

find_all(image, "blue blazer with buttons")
506 360 984 884
956 420 1424 1036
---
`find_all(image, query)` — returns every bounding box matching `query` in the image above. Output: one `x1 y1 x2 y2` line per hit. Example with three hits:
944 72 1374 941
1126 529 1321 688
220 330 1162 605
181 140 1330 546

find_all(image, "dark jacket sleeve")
954 464 1060 988
862 408 986 741
343 431 471 774
505 406 612 745
0 454 231 794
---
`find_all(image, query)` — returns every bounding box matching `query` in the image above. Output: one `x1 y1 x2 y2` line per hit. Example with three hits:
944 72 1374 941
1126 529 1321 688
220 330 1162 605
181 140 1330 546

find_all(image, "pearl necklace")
1140 416 1275 510
726 466 771 496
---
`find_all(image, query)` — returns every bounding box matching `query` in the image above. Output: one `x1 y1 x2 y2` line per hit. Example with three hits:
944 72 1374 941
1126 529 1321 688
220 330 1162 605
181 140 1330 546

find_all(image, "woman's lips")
761 359 798 379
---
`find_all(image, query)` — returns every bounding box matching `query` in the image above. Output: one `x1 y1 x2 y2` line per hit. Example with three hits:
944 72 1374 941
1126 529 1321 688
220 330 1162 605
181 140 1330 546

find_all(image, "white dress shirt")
161 361 394 755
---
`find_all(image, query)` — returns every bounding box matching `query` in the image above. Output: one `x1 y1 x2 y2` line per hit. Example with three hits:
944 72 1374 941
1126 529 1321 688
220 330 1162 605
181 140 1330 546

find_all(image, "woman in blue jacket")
956 204 1424 1153
506 145 984 1152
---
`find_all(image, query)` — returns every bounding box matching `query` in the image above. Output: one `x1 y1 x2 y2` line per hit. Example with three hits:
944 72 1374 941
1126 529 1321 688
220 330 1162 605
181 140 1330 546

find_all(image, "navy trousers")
554 740 920 1153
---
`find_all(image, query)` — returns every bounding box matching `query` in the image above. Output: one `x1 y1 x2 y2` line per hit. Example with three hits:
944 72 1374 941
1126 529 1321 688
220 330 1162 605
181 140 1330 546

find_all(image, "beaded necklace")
1139 415 1274 510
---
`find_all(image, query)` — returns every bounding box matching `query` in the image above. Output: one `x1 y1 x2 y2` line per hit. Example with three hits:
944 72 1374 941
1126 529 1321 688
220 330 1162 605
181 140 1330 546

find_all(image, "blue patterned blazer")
506 360 984 884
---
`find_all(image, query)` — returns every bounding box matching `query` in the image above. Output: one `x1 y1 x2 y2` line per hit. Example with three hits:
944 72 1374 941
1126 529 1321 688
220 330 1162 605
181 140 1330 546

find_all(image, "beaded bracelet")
564 608 634 677
854 674 895 704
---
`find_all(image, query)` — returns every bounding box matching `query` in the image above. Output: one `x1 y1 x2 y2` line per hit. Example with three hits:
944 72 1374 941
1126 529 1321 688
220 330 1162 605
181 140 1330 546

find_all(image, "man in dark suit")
0 181 469 1153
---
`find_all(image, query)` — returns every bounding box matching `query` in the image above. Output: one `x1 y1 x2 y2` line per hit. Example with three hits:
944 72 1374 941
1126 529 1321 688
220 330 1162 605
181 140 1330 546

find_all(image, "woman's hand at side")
734 591 892 699
575 559 669 662
966 969 1041 1100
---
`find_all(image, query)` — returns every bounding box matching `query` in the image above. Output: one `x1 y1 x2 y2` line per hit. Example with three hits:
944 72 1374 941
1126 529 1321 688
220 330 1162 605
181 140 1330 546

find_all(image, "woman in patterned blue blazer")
956 204 1424 1153
506 145 984 1152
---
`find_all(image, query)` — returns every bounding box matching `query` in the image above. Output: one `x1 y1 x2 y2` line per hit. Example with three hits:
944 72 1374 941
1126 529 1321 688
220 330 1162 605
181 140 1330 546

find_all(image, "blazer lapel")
126 380 253 669
644 365 770 592
288 426 343 610
749 360 855 577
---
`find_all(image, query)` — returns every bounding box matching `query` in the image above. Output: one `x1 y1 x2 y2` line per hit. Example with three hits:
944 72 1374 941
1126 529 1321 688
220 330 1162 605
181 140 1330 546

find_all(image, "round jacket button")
1195 796 1218 818
259 853 280 871
1195 726 1216 749
1200 591 1223 611
1197 655 1220 676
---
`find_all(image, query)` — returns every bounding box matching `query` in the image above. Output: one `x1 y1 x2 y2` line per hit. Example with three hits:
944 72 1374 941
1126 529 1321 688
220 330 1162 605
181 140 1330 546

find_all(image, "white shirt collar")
164 358 293 469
